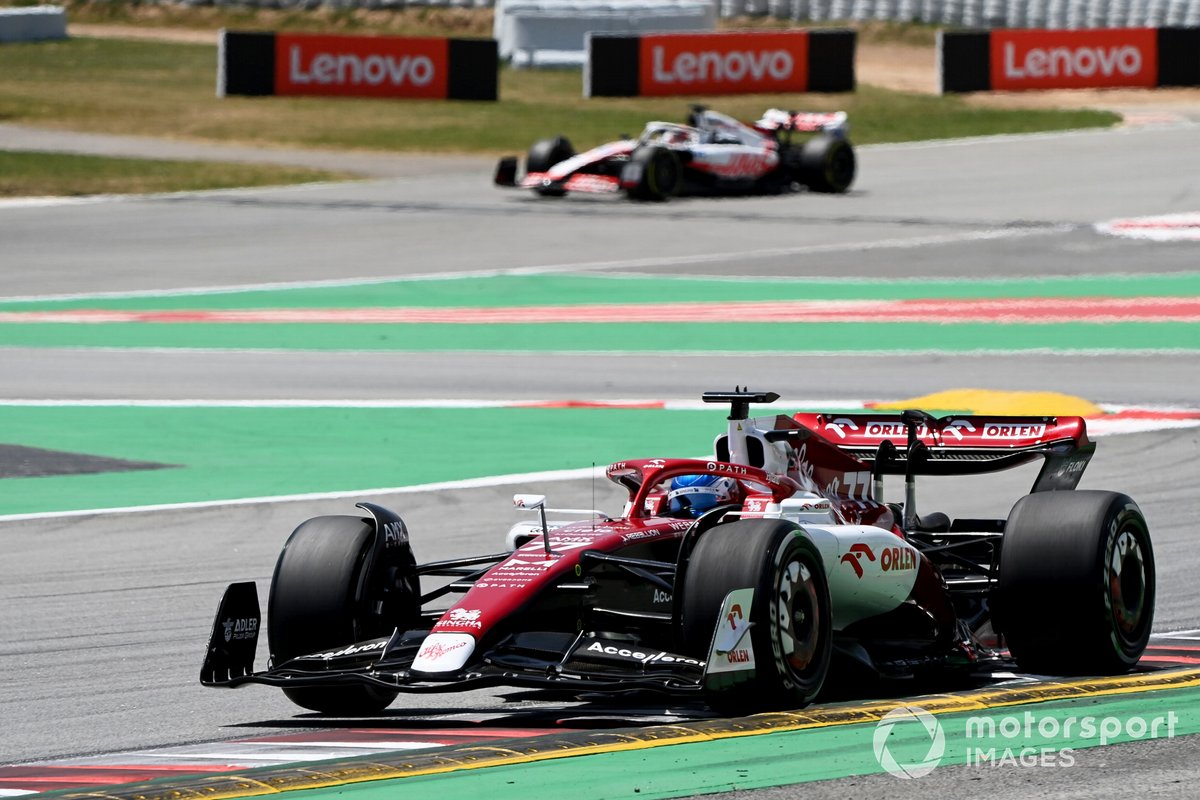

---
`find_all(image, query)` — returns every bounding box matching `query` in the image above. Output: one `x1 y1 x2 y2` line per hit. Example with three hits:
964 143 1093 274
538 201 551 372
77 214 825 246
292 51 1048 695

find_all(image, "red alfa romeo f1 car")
493 106 856 201
202 390 1153 714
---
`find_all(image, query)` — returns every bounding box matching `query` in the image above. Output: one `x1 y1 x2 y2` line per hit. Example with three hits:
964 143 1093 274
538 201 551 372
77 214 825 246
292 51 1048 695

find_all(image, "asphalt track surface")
2 117 1200 797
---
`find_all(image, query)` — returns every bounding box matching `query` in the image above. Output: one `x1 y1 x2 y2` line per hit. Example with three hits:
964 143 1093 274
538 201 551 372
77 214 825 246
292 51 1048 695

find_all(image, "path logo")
873 706 946 779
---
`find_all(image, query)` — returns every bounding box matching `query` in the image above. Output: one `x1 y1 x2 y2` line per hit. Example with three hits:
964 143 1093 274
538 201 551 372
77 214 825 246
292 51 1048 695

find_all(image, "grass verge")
0 7 1119 195
0 38 1117 153
0 150 349 198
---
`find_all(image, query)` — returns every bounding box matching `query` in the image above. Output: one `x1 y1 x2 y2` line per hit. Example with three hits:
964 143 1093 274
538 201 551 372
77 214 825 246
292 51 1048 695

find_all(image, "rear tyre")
681 519 831 712
268 515 413 714
624 146 682 201
526 136 575 197
797 135 856 193
994 491 1154 675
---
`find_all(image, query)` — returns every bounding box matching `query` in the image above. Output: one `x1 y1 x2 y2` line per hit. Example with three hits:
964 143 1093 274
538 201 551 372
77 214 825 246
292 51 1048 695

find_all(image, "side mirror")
513 494 551 555
513 494 546 510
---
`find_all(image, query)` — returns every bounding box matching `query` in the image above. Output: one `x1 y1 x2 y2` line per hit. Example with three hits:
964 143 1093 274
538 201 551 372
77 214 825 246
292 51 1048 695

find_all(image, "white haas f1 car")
494 106 856 201
202 391 1153 714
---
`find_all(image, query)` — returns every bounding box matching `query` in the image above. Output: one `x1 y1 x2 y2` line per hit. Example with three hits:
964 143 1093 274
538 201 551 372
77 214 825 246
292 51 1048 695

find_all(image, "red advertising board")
990 28 1158 91
275 33 449 98
638 31 809 96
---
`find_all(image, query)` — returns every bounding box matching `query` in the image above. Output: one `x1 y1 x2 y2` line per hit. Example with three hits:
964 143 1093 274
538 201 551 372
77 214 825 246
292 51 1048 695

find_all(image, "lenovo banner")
587 29 854 97
640 31 809 96
276 34 448 98
993 28 1157 91
218 30 498 101
940 26 1200 93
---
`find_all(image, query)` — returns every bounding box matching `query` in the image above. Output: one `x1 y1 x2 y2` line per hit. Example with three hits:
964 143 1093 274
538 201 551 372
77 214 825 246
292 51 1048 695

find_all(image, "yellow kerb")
871 389 1103 417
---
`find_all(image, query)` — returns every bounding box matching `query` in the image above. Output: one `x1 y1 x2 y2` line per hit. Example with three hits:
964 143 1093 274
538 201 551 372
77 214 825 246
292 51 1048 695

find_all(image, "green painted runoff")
4 273 1194 353
3 272 1198 311
0 321 1194 352
0 405 760 516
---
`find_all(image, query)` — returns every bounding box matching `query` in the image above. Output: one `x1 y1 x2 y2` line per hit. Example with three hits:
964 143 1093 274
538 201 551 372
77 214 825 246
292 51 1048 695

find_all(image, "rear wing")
791 412 1095 492
754 109 849 136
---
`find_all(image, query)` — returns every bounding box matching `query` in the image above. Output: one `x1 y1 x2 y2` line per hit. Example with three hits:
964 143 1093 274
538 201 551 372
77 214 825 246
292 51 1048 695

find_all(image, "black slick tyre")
526 136 575 197
268 515 403 714
797 135 856 193
681 519 831 712
625 146 683 201
994 490 1154 675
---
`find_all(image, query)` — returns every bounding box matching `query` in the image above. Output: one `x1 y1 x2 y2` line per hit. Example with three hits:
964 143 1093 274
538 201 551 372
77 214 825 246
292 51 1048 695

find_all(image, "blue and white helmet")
667 474 738 518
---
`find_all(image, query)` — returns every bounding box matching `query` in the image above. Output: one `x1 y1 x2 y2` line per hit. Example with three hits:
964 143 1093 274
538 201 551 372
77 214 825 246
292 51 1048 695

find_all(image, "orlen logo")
880 545 917 572
840 542 876 579
983 423 1047 440
991 28 1157 91
865 422 916 439
276 33 448 98
640 32 808 96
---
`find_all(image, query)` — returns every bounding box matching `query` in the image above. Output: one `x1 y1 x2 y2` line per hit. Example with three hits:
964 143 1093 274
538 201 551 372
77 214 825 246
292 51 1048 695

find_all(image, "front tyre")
797 135 856 193
268 515 409 714
994 490 1154 675
681 519 831 712
526 136 575 197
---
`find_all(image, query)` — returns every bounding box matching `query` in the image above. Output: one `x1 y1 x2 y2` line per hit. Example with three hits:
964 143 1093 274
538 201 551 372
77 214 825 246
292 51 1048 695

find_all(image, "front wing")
201 582 707 696
521 172 621 194
494 157 622 195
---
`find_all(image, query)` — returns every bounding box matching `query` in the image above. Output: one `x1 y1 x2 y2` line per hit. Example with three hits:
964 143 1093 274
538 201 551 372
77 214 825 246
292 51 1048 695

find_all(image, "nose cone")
411 633 475 673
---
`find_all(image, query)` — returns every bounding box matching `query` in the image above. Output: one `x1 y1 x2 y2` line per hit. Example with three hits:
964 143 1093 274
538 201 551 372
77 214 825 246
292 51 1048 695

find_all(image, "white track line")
1153 629 1200 639
233 742 440 750
0 231 1085 305
0 465 608 523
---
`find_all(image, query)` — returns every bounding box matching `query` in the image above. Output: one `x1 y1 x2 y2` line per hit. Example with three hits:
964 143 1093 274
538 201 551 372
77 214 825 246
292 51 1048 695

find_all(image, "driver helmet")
667 474 737 518
665 129 691 145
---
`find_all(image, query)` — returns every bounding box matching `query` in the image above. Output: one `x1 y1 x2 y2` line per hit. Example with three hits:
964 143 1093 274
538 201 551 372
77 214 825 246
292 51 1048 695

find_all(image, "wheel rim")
776 556 820 674
1108 527 1147 641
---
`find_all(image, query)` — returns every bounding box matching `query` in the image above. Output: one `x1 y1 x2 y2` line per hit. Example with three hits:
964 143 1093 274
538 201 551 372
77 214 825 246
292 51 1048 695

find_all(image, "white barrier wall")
0 5 67 43
137 0 1200 27
50 0 1200 28
727 0 1200 25
495 0 717 67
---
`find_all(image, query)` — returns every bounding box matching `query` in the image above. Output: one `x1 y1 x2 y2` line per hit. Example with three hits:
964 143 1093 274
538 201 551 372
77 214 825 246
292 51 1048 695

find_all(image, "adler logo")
221 617 258 643
651 46 794 85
